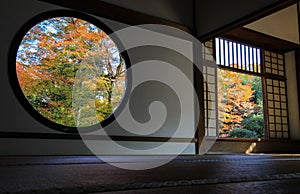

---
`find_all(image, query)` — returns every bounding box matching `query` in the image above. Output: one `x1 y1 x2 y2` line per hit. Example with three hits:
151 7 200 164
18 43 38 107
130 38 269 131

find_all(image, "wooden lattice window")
264 51 289 139
203 38 290 139
202 41 218 137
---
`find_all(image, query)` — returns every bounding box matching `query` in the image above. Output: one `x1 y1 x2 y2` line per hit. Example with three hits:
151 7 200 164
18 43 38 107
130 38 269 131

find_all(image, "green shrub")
241 114 264 138
227 128 259 138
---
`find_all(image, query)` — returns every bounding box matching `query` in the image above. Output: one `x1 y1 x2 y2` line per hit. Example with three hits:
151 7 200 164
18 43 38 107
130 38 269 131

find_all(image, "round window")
11 11 127 131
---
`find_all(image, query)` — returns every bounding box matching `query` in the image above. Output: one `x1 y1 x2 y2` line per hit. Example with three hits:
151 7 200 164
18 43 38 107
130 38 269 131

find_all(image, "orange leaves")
16 17 126 127
17 62 45 89
218 69 257 132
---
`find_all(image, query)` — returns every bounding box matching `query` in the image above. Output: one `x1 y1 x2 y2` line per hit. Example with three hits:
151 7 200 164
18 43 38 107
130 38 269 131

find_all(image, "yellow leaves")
218 69 257 131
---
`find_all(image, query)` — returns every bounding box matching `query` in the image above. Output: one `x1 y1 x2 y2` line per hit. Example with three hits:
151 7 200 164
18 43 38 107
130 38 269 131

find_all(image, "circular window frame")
8 9 131 133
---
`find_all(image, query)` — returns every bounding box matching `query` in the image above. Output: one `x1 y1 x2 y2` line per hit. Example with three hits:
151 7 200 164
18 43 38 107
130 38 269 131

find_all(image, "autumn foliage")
16 17 125 127
218 69 264 138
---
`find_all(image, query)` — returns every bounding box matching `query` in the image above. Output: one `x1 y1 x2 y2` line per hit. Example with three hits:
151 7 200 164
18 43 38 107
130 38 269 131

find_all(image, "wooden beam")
193 63 205 154
39 0 192 34
0 132 197 143
222 27 300 53
199 0 300 42
296 3 300 121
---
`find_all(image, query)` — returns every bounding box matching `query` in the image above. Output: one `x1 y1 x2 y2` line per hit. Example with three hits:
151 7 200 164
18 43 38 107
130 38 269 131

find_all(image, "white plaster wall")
245 5 299 44
285 51 300 140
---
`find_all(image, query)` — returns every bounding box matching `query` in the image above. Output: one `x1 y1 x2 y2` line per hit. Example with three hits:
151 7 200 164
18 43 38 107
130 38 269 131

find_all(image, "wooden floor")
1 154 300 193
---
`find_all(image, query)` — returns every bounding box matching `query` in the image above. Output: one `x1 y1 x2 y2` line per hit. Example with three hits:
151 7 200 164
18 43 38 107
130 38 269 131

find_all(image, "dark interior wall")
100 0 194 29
0 0 196 155
0 0 196 135
0 0 64 133
98 0 295 40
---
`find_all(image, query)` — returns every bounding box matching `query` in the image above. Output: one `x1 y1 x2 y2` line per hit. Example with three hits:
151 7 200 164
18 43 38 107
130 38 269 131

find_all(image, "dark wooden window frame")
8 10 133 134
4 0 199 147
